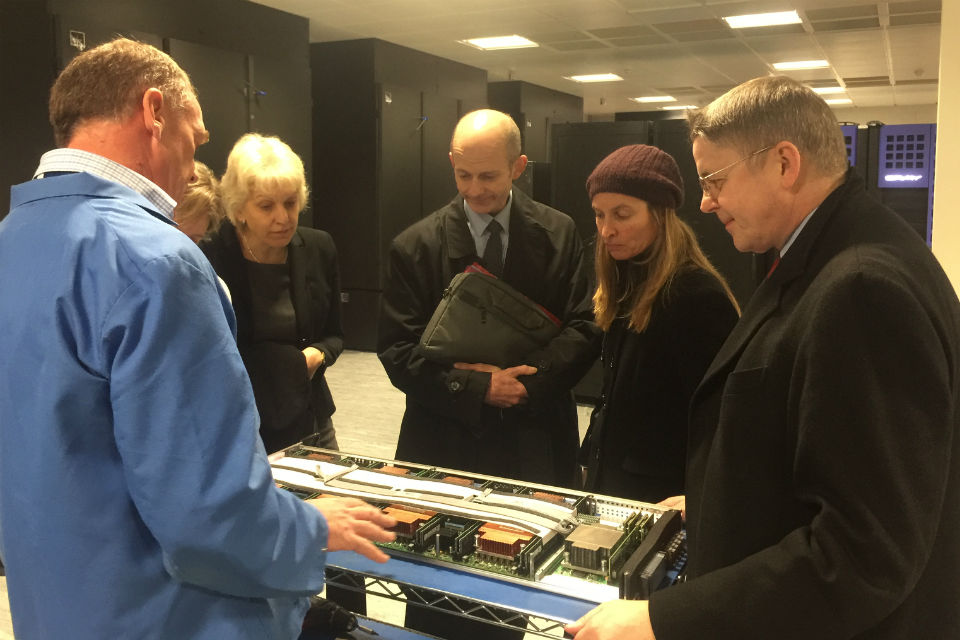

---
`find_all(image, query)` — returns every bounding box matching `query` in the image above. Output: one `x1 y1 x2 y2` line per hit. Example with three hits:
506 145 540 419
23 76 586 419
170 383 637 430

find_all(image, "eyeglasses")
698 145 774 200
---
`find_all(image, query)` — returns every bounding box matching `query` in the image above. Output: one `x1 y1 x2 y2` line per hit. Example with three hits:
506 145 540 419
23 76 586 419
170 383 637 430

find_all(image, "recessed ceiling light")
631 96 677 103
773 60 830 71
724 10 801 29
661 105 698 111
825 98 853 105
460 35 539 50
565 73 624 83
811 86 846 95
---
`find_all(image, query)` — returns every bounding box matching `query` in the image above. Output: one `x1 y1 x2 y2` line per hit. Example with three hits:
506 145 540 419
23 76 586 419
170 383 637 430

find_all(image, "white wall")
932 1 959 294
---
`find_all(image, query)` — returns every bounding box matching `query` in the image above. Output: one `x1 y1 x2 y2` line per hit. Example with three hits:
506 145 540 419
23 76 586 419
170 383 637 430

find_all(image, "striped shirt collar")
34 148 177 220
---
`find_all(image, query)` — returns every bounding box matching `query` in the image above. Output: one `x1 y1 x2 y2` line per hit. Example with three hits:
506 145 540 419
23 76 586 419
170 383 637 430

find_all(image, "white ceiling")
252 0 941 116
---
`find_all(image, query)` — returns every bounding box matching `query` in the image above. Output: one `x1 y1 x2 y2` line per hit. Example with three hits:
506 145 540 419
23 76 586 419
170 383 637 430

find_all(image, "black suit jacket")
650 172 960 639
378 189 601 487
581 267 738 503
201 221 344 450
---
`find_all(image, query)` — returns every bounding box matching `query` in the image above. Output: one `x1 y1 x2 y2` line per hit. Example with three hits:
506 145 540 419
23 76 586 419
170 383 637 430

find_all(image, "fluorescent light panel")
460 35 538 50
724 10 801 29
825 98 853 105
773 60 830 70
566 73 623 83
631 95 676 103
811 86 846 94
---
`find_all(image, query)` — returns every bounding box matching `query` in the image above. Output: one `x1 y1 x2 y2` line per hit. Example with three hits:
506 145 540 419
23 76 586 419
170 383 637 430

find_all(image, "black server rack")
311 39 487 350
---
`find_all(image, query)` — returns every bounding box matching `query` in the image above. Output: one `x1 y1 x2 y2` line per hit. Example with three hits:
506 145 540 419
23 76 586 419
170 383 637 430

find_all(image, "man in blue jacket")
0 38 395 639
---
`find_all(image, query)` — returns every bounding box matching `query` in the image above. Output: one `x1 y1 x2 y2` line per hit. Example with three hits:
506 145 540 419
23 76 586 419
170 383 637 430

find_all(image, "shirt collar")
780 206 817 257
463 190 513 235
34 149 177 220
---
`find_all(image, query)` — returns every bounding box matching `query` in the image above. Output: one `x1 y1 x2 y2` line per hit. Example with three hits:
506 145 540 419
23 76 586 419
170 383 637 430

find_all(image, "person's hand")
306 496 397 563
657 495 686 522
453 362 537 408
565 599 656 640
302 347 325 379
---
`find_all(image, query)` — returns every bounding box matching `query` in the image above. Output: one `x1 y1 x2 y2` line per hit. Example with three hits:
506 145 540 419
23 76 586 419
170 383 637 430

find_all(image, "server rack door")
167 39 248 177
420 92 460 218
376 83 423 289
248 52 312 205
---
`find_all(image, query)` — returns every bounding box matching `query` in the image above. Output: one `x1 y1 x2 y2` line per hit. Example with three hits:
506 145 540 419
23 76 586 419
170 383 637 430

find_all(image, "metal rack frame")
324 551 603 638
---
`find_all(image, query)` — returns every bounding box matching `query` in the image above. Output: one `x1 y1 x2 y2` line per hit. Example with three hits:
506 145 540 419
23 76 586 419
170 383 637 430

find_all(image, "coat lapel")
502 190 550 303
692 171 855 405
441 198 480 275
287 230 312 339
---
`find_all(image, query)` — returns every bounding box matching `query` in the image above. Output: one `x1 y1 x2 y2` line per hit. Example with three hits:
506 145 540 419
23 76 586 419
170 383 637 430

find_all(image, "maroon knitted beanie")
586 144 684 209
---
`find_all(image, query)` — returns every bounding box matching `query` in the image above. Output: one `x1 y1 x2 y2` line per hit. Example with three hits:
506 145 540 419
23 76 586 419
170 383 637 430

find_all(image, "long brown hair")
593 204 739 332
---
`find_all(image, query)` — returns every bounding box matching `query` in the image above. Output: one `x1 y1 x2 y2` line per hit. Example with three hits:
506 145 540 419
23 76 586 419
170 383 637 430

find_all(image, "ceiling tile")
653 18 727 34
606 34 672 47
889 12 941 27
728 23 808 37
805 4 878 21
671 30 737 42
527 31 592 44
547 41 611 52
812 17 882 31
889 0 942 14
843 76 892 87
700 84 737 94
743 33 821 61
588 25 658 39
888 24 941 81
814 30 888 78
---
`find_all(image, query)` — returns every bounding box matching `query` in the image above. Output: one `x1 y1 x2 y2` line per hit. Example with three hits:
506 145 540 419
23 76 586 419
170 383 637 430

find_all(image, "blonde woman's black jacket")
201 220 343 451
650 171 960 640
378 189 601 488
581 267 738 503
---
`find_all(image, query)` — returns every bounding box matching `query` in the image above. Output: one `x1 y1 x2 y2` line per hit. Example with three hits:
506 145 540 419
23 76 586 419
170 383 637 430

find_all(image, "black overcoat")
650 172 960 639
378 189 601 487
581 267 738 503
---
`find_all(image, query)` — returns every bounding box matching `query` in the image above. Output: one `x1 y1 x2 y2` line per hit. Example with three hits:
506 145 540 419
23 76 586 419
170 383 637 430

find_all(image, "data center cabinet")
269 438 687 636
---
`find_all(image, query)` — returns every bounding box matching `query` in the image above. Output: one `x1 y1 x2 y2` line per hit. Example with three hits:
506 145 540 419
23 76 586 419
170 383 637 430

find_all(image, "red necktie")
766 255 781 279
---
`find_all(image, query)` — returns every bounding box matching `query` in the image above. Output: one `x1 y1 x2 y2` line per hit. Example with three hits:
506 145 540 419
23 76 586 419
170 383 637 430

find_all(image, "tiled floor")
0 579 11 640
0 350 593 637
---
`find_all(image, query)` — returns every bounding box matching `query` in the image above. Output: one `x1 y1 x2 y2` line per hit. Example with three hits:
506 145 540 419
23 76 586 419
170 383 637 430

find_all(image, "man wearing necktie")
378 107 599 639
567 75 960 640
380 109 599 486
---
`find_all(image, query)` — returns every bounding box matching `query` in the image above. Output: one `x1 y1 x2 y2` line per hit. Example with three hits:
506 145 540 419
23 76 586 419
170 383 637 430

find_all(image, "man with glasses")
567 75 960 639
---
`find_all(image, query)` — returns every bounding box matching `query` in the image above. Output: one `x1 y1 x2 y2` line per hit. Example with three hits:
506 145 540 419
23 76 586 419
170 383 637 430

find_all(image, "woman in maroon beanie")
580 144 739 503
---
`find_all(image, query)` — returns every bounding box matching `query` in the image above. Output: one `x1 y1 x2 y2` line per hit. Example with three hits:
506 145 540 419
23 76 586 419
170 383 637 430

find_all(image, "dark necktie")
483 219 504 277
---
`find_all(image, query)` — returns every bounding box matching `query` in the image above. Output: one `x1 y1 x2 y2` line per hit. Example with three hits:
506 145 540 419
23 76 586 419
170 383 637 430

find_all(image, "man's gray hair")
688 75 848 177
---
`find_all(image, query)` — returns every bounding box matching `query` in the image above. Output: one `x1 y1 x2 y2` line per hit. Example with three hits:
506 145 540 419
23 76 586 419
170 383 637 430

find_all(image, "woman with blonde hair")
580 144 739 502
201 133 343 454
173 161 223 243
